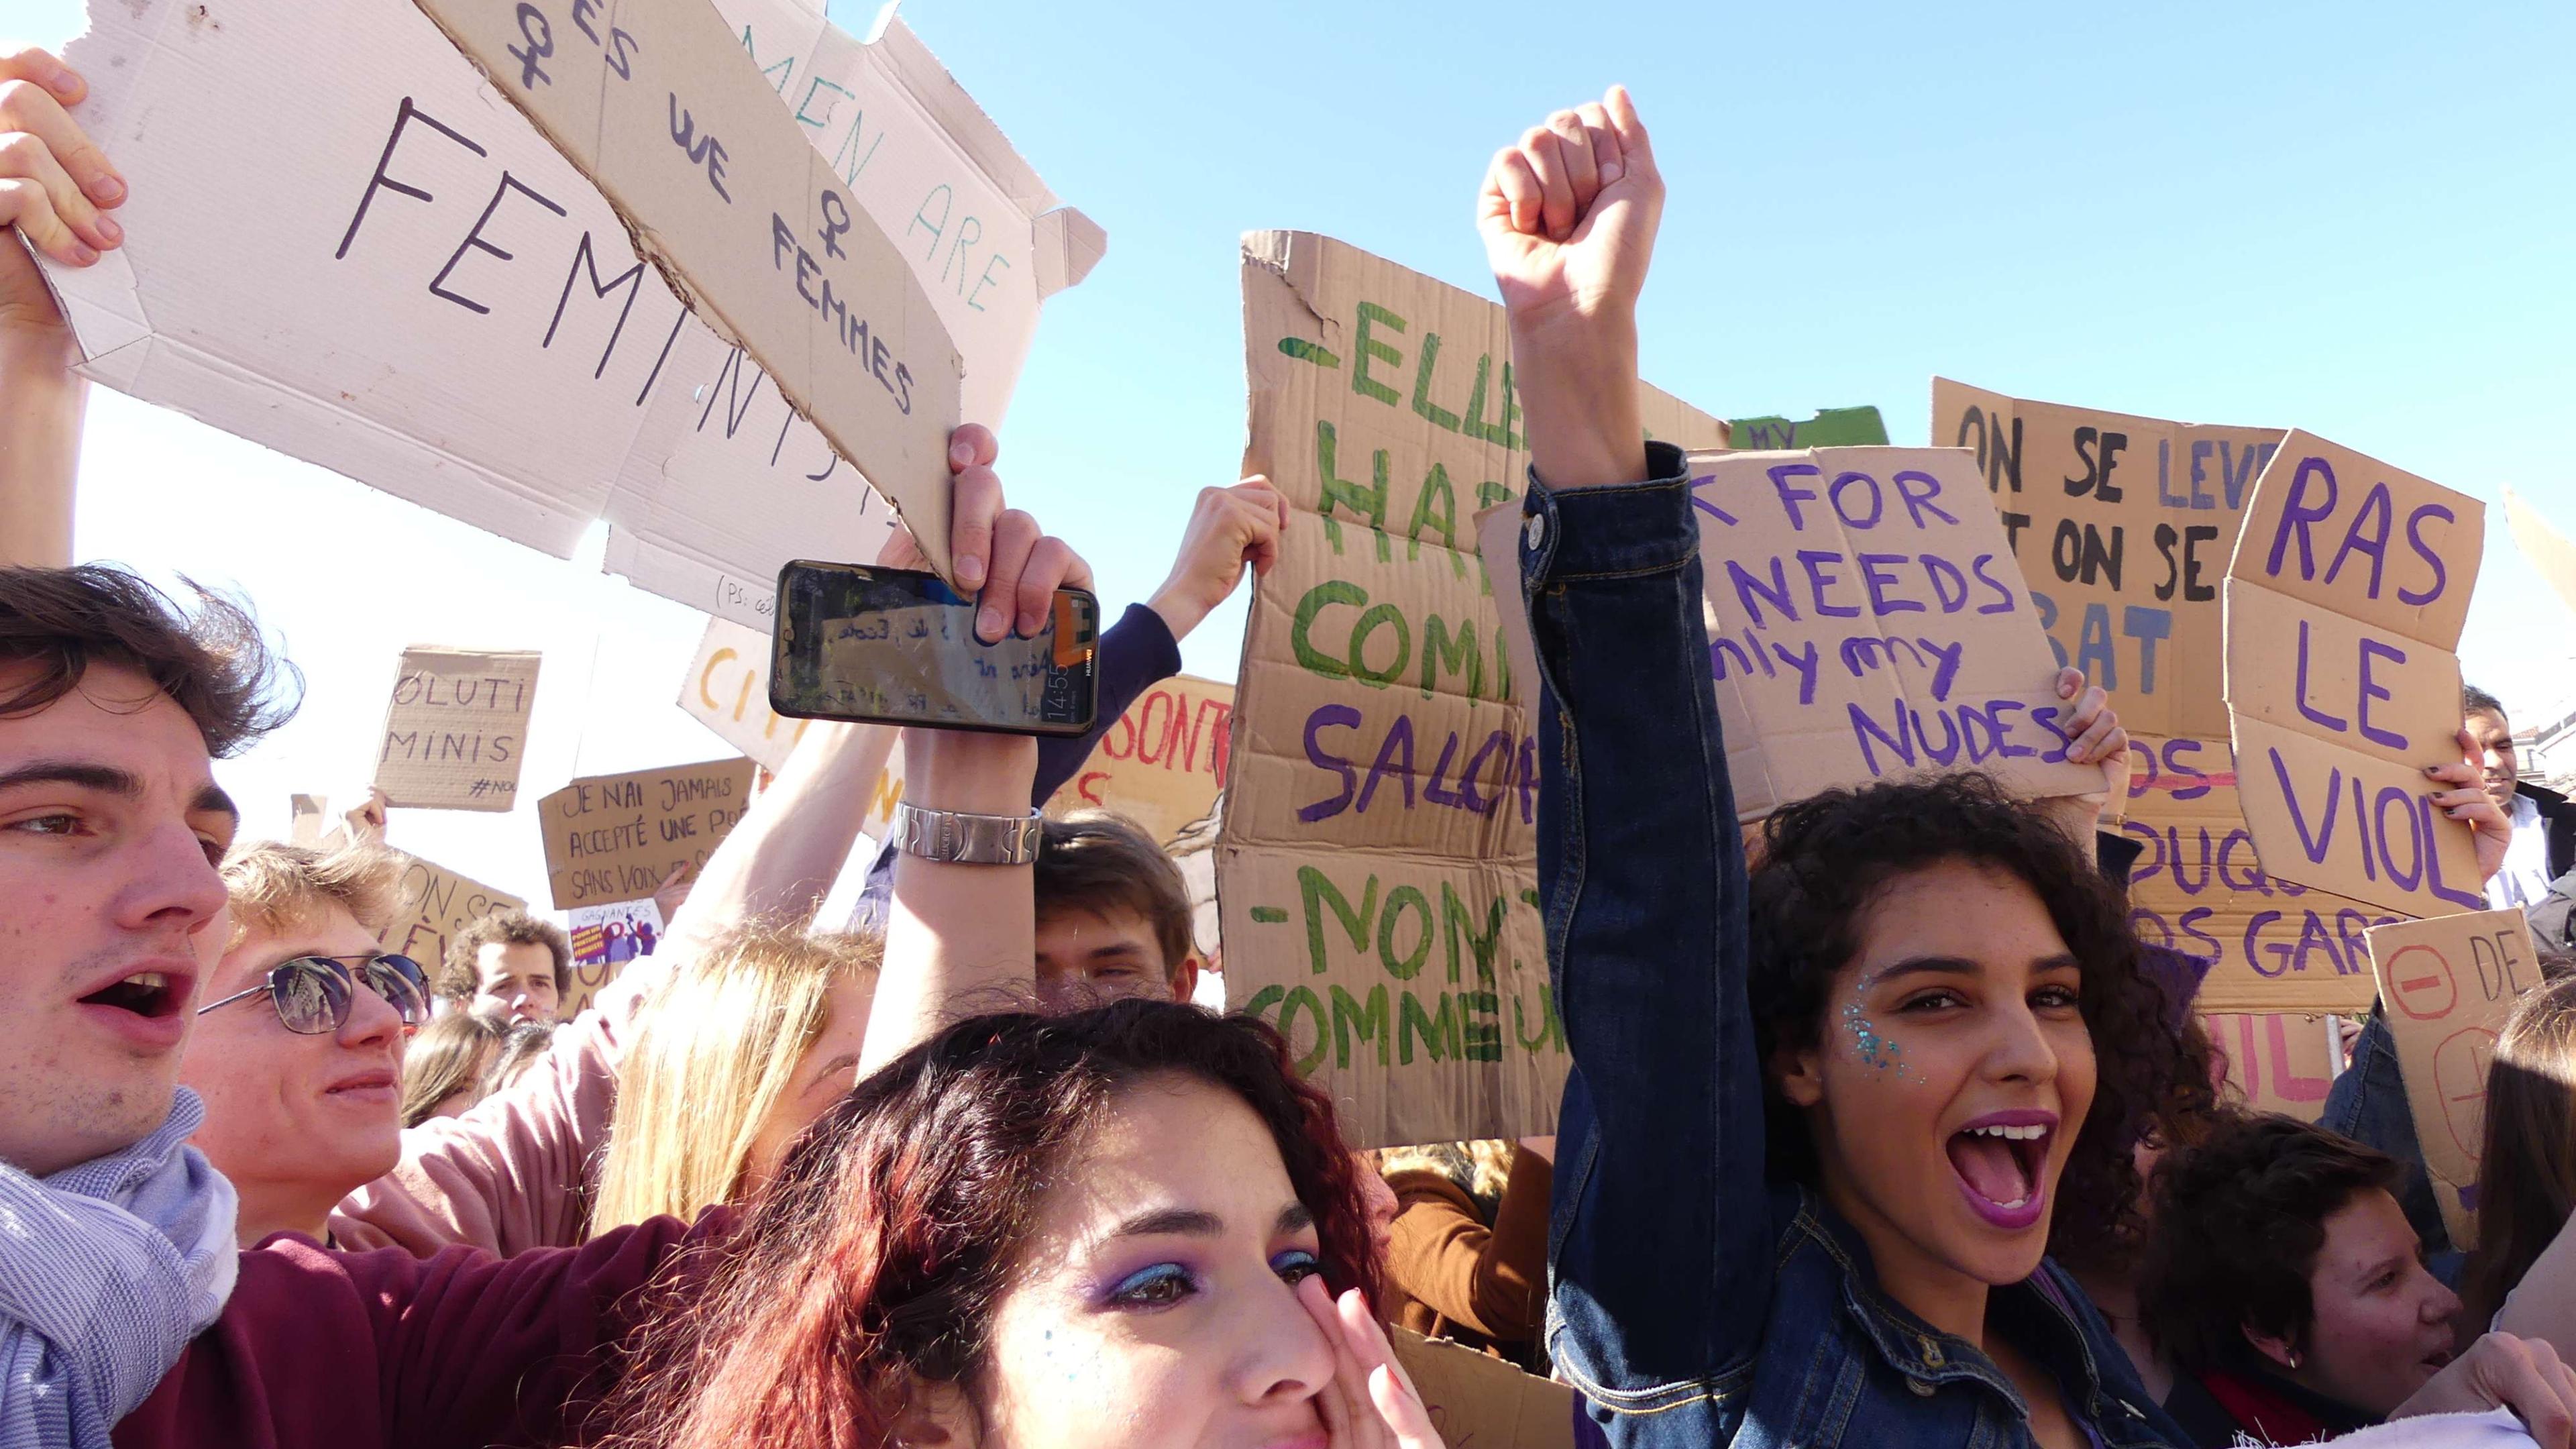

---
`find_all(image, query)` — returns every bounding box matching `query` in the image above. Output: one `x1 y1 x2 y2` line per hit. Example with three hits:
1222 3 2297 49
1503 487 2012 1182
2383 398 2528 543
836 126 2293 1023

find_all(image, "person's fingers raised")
1602 84 1656 182
1013 535 1081 637
946 462 1002 592
947 422 997 473
1521 125 1576 243
1546 108 1600 220
977 508 1039 642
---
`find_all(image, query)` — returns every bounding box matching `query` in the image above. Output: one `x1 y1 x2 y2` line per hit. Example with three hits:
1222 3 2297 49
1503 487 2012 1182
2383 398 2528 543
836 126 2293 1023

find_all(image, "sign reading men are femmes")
2224 433 2485 920
374 649 541 812
407 0 967 578
1218 230 1727 1150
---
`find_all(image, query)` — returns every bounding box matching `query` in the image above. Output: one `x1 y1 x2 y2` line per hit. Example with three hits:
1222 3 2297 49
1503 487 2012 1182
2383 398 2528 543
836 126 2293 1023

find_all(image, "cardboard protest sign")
563 898 667 1016
1043 677 1234 846
537 757 757 910
290 794 328 847
373 649 541 812
48 0 1097 627
2224 433 2485 919
1680 445 2098 815
1725 405 1888 450
1387 1328 1574 1449
680 617 813 773
376 854 526 975
2506 488 2576 622
1220 230 1726 1148
2202 1012 2338 1123
405 0 963 578
1930 381 2284 740
2123 736 2393 1014
2365 908 2543 1246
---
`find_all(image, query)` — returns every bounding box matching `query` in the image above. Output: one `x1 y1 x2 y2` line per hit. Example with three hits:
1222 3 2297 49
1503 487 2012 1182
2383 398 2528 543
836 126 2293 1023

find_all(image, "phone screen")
769 561 1099 736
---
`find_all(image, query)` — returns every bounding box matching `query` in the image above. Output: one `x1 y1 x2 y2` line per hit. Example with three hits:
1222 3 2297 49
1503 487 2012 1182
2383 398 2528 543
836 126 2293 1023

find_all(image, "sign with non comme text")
1219 229 1727 1150
2365 908 2543 1247
406 0 965 578
2224 432 2484 920
376 853 525 975
680 616 812 774
2123 741 2393 1014
50 0 1097 627
537 757 756 910
374 648 541 812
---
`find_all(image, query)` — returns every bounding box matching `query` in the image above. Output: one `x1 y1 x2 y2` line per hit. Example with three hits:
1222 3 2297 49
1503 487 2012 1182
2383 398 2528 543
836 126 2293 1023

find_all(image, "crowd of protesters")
8 42 2576 1449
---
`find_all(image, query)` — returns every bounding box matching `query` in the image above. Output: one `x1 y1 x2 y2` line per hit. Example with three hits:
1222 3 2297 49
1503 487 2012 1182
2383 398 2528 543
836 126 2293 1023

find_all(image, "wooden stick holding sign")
2224 433 2485 918
405 0 966 578
2365 908 2544 1248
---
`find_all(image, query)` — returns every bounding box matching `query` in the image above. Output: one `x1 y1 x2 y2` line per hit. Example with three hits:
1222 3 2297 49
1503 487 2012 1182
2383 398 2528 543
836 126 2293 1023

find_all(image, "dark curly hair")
598 999 1383 1449
0 564 297 757
1749 771 2202 1269
2139 1112 2400 1371
440 910 574 1000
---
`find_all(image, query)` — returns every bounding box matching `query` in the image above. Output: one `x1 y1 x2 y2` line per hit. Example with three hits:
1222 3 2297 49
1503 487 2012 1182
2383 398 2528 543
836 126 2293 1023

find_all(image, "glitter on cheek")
1841 1000 1914 1082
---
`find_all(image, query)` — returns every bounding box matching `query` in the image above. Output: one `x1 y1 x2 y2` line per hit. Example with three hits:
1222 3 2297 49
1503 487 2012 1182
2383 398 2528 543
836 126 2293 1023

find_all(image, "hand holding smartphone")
769 559 1100 737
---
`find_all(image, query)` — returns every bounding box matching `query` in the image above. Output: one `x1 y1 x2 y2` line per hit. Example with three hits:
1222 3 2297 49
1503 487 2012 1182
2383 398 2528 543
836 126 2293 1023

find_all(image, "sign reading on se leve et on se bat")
374 648 541 812
405 0 965 578
2365 907 2542 1248
537 757 757 911
377 853 527 980
2224 432 2484 922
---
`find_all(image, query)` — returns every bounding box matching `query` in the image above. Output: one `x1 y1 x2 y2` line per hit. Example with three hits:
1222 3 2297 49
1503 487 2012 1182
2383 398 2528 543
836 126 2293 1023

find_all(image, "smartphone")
769 559 1100 737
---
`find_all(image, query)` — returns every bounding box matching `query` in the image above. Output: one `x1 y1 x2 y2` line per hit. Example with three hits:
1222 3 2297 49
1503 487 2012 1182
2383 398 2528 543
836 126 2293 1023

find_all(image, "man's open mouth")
78 970 187 1018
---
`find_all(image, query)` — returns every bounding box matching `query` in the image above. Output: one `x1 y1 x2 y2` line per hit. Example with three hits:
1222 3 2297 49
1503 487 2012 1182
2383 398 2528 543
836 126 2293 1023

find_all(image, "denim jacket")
1517 445 2188 1449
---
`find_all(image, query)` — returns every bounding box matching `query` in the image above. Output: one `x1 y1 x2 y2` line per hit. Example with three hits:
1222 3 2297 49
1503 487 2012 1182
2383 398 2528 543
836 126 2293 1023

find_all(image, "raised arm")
0 48 124 566
1485 89 1772 1426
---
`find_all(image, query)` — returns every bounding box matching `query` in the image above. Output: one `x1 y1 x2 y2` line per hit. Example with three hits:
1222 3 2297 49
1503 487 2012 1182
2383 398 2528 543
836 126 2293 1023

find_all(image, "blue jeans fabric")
2322 1010 2459 1264
1518 445 2186 1449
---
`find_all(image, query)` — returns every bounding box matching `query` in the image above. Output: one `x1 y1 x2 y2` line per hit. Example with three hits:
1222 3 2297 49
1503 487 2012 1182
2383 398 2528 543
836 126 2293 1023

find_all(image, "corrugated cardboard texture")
1929 380 2284 741
1387 1328 1574 1449
2204 1012 2338 1122
2224 432 2485 919
537 757 757 909
407 0 961 576
376 853 525 977
50 0 1095 627
1218 230 1723 1148
1043 677 1234 847
680 617 814 773
374 648 541 812
2365 908 2543 1249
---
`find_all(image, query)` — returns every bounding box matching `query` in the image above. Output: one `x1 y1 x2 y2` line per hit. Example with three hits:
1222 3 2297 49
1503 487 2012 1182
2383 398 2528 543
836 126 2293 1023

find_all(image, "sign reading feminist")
2224 433 2485 919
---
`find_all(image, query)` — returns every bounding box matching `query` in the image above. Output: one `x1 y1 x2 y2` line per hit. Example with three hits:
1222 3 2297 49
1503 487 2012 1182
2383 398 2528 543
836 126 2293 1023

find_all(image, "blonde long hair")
592 925 880 1233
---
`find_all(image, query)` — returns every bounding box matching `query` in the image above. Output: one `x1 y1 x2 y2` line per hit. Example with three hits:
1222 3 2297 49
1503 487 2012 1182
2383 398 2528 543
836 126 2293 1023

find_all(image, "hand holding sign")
2427 724 2512 885
1144 476 1290 642
0 50 121 284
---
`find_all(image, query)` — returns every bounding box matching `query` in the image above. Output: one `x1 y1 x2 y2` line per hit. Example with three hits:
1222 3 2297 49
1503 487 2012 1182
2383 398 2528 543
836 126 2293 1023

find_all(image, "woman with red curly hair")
598 998 1433 1449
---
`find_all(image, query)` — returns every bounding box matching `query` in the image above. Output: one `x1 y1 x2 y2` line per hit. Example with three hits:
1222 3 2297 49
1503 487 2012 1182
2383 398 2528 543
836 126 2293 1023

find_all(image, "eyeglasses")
195 953 430 1036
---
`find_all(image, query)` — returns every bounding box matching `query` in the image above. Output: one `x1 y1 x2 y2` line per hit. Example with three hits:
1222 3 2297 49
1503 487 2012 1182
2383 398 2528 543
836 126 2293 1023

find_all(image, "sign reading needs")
537 757 757 910
1219 229 1726 1149
374 649 541 812
2365 908 2543 1246
407 0 965 578
2224 433 2485 919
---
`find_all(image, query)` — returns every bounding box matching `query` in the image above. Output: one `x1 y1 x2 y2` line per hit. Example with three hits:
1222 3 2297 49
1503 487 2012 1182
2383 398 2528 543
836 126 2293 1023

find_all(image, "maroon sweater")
113 1210 725 1449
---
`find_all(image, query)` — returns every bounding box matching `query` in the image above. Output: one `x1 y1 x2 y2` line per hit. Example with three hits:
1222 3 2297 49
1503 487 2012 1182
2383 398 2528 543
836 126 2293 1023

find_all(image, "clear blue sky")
22 0 2576 905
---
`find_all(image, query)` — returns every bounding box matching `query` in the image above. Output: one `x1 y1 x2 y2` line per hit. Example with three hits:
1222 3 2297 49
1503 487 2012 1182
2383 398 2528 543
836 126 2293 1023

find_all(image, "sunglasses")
195 953 430 1036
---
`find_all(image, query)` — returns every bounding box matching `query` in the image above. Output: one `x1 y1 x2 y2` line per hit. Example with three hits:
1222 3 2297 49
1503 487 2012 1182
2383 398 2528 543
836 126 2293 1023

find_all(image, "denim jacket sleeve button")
1524 510 1547 551
1919 1337 1945 1367
1908 1378 1937 1398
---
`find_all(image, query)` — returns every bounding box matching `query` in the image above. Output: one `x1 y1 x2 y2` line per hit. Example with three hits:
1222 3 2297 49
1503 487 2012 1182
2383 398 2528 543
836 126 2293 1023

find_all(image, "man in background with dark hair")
2465 684 2576 912
1032 809 1201 1008
439 910 572 1025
